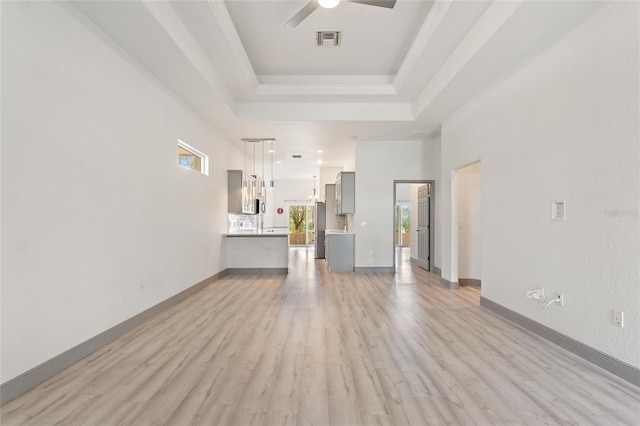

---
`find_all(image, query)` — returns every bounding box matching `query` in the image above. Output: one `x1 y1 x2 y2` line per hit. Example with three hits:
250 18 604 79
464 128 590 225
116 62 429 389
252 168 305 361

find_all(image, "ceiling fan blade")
286 1 320 28
345 0 397 8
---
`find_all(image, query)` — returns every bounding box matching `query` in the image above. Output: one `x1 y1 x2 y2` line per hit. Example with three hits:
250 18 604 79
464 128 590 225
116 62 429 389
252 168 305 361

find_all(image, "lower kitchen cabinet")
325 232 354 272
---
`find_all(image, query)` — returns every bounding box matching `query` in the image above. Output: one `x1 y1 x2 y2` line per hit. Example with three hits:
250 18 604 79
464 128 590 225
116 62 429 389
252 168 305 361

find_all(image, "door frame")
392 180 435 272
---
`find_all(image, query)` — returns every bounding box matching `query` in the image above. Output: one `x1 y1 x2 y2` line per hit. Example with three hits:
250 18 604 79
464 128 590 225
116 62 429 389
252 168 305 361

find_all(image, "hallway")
2 249 638 425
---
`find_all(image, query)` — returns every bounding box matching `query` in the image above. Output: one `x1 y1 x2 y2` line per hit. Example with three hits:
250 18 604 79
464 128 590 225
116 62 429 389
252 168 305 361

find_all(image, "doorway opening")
455 162 482 287
288 204 314 246
395 203 411 247
393 180 434 273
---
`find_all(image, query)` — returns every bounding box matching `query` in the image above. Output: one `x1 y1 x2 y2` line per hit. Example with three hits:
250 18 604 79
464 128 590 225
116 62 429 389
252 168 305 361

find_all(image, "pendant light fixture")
269 140 275 190
240 137 275 195
260 140 266 198
313 175 317 201
242 139 248 188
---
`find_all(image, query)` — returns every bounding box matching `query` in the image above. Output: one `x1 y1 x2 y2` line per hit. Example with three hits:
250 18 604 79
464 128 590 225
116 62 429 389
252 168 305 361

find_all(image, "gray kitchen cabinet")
228 170 258 214
325 184 343 230
335 171 355 214
325 232 354 272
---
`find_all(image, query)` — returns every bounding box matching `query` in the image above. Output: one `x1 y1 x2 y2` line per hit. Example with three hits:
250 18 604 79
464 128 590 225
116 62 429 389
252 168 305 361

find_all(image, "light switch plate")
552 201 566 221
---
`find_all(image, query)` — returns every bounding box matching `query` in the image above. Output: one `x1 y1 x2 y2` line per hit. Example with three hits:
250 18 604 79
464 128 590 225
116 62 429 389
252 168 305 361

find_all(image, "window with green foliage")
401 206 410 233
178 140 208 175
289 205 315 246
395 204 411 247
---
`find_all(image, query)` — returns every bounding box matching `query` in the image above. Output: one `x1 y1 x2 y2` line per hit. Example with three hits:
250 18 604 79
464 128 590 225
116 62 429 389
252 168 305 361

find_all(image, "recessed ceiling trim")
393 0 452 92
237 102 414 121
412 0 522 116
258 75 393 85
256 83 396 96
143 1 238 114
206 0 259 91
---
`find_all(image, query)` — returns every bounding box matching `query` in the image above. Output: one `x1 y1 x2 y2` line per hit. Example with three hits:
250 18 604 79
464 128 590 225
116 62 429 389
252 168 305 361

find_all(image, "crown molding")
237 102 414 121
258 75 393 84
256 83 396 96
255 74 395 96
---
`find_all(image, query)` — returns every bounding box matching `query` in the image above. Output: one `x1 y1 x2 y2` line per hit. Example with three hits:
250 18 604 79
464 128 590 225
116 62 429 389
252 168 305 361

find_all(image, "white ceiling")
224 0 433 77
71 0 604 179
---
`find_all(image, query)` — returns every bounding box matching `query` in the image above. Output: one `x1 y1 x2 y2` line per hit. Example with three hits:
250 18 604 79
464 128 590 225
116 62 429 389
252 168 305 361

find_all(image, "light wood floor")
2 247 639 425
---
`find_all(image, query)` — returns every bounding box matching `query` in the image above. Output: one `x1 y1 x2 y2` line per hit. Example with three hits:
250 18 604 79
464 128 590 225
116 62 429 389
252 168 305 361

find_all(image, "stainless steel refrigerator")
314 202 326 259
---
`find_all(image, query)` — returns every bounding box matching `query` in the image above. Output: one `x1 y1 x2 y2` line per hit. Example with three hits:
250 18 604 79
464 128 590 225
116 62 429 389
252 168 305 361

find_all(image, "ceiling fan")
286 0 397 28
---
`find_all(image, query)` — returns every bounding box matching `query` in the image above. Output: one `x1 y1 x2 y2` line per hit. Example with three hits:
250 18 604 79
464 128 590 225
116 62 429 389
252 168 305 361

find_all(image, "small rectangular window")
178 140 208 175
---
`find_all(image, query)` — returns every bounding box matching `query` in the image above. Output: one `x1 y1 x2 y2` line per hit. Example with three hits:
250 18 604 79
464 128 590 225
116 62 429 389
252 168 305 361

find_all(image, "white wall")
270 178 314 229
319 167 342 202
343 143 356 171
354 140 439 269
1 2 242 384
440 2 639 366
457 162 482 279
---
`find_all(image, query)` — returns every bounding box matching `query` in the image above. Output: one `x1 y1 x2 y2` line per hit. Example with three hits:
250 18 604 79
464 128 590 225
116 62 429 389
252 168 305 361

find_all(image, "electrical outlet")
614 311 624 327
526 288 545 300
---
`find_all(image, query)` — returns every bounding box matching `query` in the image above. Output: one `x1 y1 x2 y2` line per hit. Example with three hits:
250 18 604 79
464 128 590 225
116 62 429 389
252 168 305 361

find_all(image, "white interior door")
416 184 430 270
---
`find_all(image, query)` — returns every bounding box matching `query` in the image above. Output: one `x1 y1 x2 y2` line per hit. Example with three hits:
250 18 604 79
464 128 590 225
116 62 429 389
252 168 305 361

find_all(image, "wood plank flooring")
2 247 639 425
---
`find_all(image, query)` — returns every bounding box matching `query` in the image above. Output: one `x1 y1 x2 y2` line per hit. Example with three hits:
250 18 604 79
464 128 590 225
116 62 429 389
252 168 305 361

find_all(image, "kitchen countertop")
325 229 355 235
226 228 289 237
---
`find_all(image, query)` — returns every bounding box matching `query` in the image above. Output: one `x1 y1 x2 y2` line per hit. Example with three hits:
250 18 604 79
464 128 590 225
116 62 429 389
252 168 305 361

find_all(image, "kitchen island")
325 230 355 272
226 228 288 274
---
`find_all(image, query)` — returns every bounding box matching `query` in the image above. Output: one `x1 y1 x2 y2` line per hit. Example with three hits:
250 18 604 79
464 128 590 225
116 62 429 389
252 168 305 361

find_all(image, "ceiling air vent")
292 154 302 159
317 31 341 47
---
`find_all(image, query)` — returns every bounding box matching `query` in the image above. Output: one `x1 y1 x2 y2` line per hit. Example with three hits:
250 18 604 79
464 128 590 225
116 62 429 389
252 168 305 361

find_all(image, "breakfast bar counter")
225 228 288 274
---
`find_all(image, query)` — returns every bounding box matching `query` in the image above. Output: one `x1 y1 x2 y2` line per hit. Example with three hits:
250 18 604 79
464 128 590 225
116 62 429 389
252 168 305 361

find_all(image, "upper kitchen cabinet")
335 171 355 214
228 170 258 214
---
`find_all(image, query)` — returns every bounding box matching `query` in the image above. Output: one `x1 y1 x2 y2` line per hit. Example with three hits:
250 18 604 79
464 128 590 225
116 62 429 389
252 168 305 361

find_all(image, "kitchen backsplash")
228 214 257 231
